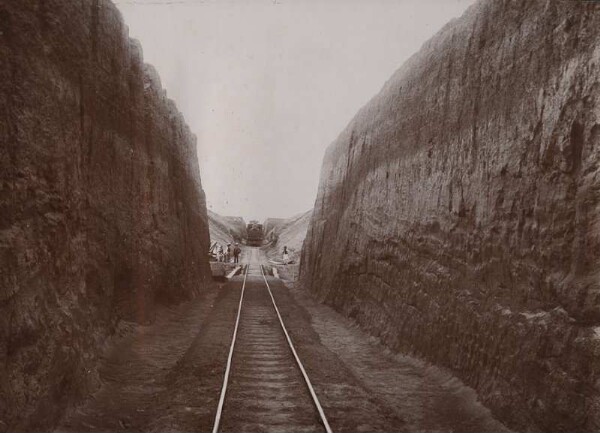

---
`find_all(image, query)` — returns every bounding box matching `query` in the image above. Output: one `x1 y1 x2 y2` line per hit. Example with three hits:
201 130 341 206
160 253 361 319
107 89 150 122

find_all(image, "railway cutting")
212 257 331 433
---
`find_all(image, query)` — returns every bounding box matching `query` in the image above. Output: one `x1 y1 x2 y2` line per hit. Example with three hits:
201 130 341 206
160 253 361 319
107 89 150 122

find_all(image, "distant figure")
233 243 241 264
282 246 289 265
226 243 231 263
217 244 224 262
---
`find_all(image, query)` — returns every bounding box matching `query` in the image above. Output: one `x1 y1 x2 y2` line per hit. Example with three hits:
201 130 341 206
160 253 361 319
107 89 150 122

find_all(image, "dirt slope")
207 210 247 246
264 210 312 262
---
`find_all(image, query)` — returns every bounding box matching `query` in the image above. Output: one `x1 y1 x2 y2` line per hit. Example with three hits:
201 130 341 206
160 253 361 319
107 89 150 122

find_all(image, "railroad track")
212 263 332 433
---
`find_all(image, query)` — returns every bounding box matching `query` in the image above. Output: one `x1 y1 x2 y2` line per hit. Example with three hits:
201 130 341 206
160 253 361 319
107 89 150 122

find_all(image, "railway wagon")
246 221 264 246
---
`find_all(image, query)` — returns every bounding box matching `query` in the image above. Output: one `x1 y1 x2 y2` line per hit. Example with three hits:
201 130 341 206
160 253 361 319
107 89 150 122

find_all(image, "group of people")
216 242 242 263
213 242 291 265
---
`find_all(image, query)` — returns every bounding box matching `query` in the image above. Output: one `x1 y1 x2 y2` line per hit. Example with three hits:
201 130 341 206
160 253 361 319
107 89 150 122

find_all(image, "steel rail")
211 265 248 433
259 265 333 433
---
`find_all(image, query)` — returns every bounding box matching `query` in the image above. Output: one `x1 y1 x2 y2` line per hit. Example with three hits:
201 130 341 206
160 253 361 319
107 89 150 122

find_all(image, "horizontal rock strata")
301 1 600 431
0 0 211 429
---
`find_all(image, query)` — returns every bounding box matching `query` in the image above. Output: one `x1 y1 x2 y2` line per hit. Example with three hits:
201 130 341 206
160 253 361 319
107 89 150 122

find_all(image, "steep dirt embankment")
263 217 288 238
207 210 246 245
301 1 600 431
264 210 312 262
0 1 211 430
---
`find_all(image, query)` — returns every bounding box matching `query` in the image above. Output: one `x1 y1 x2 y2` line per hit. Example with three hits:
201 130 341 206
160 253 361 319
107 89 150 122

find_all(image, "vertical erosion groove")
1 1 211 429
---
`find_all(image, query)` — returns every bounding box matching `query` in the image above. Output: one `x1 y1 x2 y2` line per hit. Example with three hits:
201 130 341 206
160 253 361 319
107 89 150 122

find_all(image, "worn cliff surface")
0 0 211 430
301 1 600 431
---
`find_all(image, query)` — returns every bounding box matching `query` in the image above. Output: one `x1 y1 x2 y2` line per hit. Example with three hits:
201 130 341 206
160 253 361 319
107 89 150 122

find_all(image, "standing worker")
233 243 241 264
282 246 289 265
226 243 231 263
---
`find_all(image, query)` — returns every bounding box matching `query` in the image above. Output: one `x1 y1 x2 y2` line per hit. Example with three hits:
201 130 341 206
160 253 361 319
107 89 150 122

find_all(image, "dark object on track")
246 221 264 246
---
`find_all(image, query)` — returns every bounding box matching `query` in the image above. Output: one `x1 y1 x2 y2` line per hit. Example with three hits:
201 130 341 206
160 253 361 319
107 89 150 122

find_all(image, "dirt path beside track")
58 246 508 432
274 276 510 433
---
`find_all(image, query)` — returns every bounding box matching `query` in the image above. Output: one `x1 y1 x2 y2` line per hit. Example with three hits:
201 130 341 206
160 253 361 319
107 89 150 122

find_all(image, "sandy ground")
275 277 510 432
57 247 508 432
57 282 227 432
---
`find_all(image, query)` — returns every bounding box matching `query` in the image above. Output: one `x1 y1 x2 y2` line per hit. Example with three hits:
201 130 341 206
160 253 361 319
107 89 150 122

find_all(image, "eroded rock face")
301 1 600 431
0 1 211 429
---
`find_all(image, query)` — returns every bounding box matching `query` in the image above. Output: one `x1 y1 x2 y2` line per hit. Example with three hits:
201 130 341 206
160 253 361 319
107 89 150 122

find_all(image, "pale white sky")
115 0 475 221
